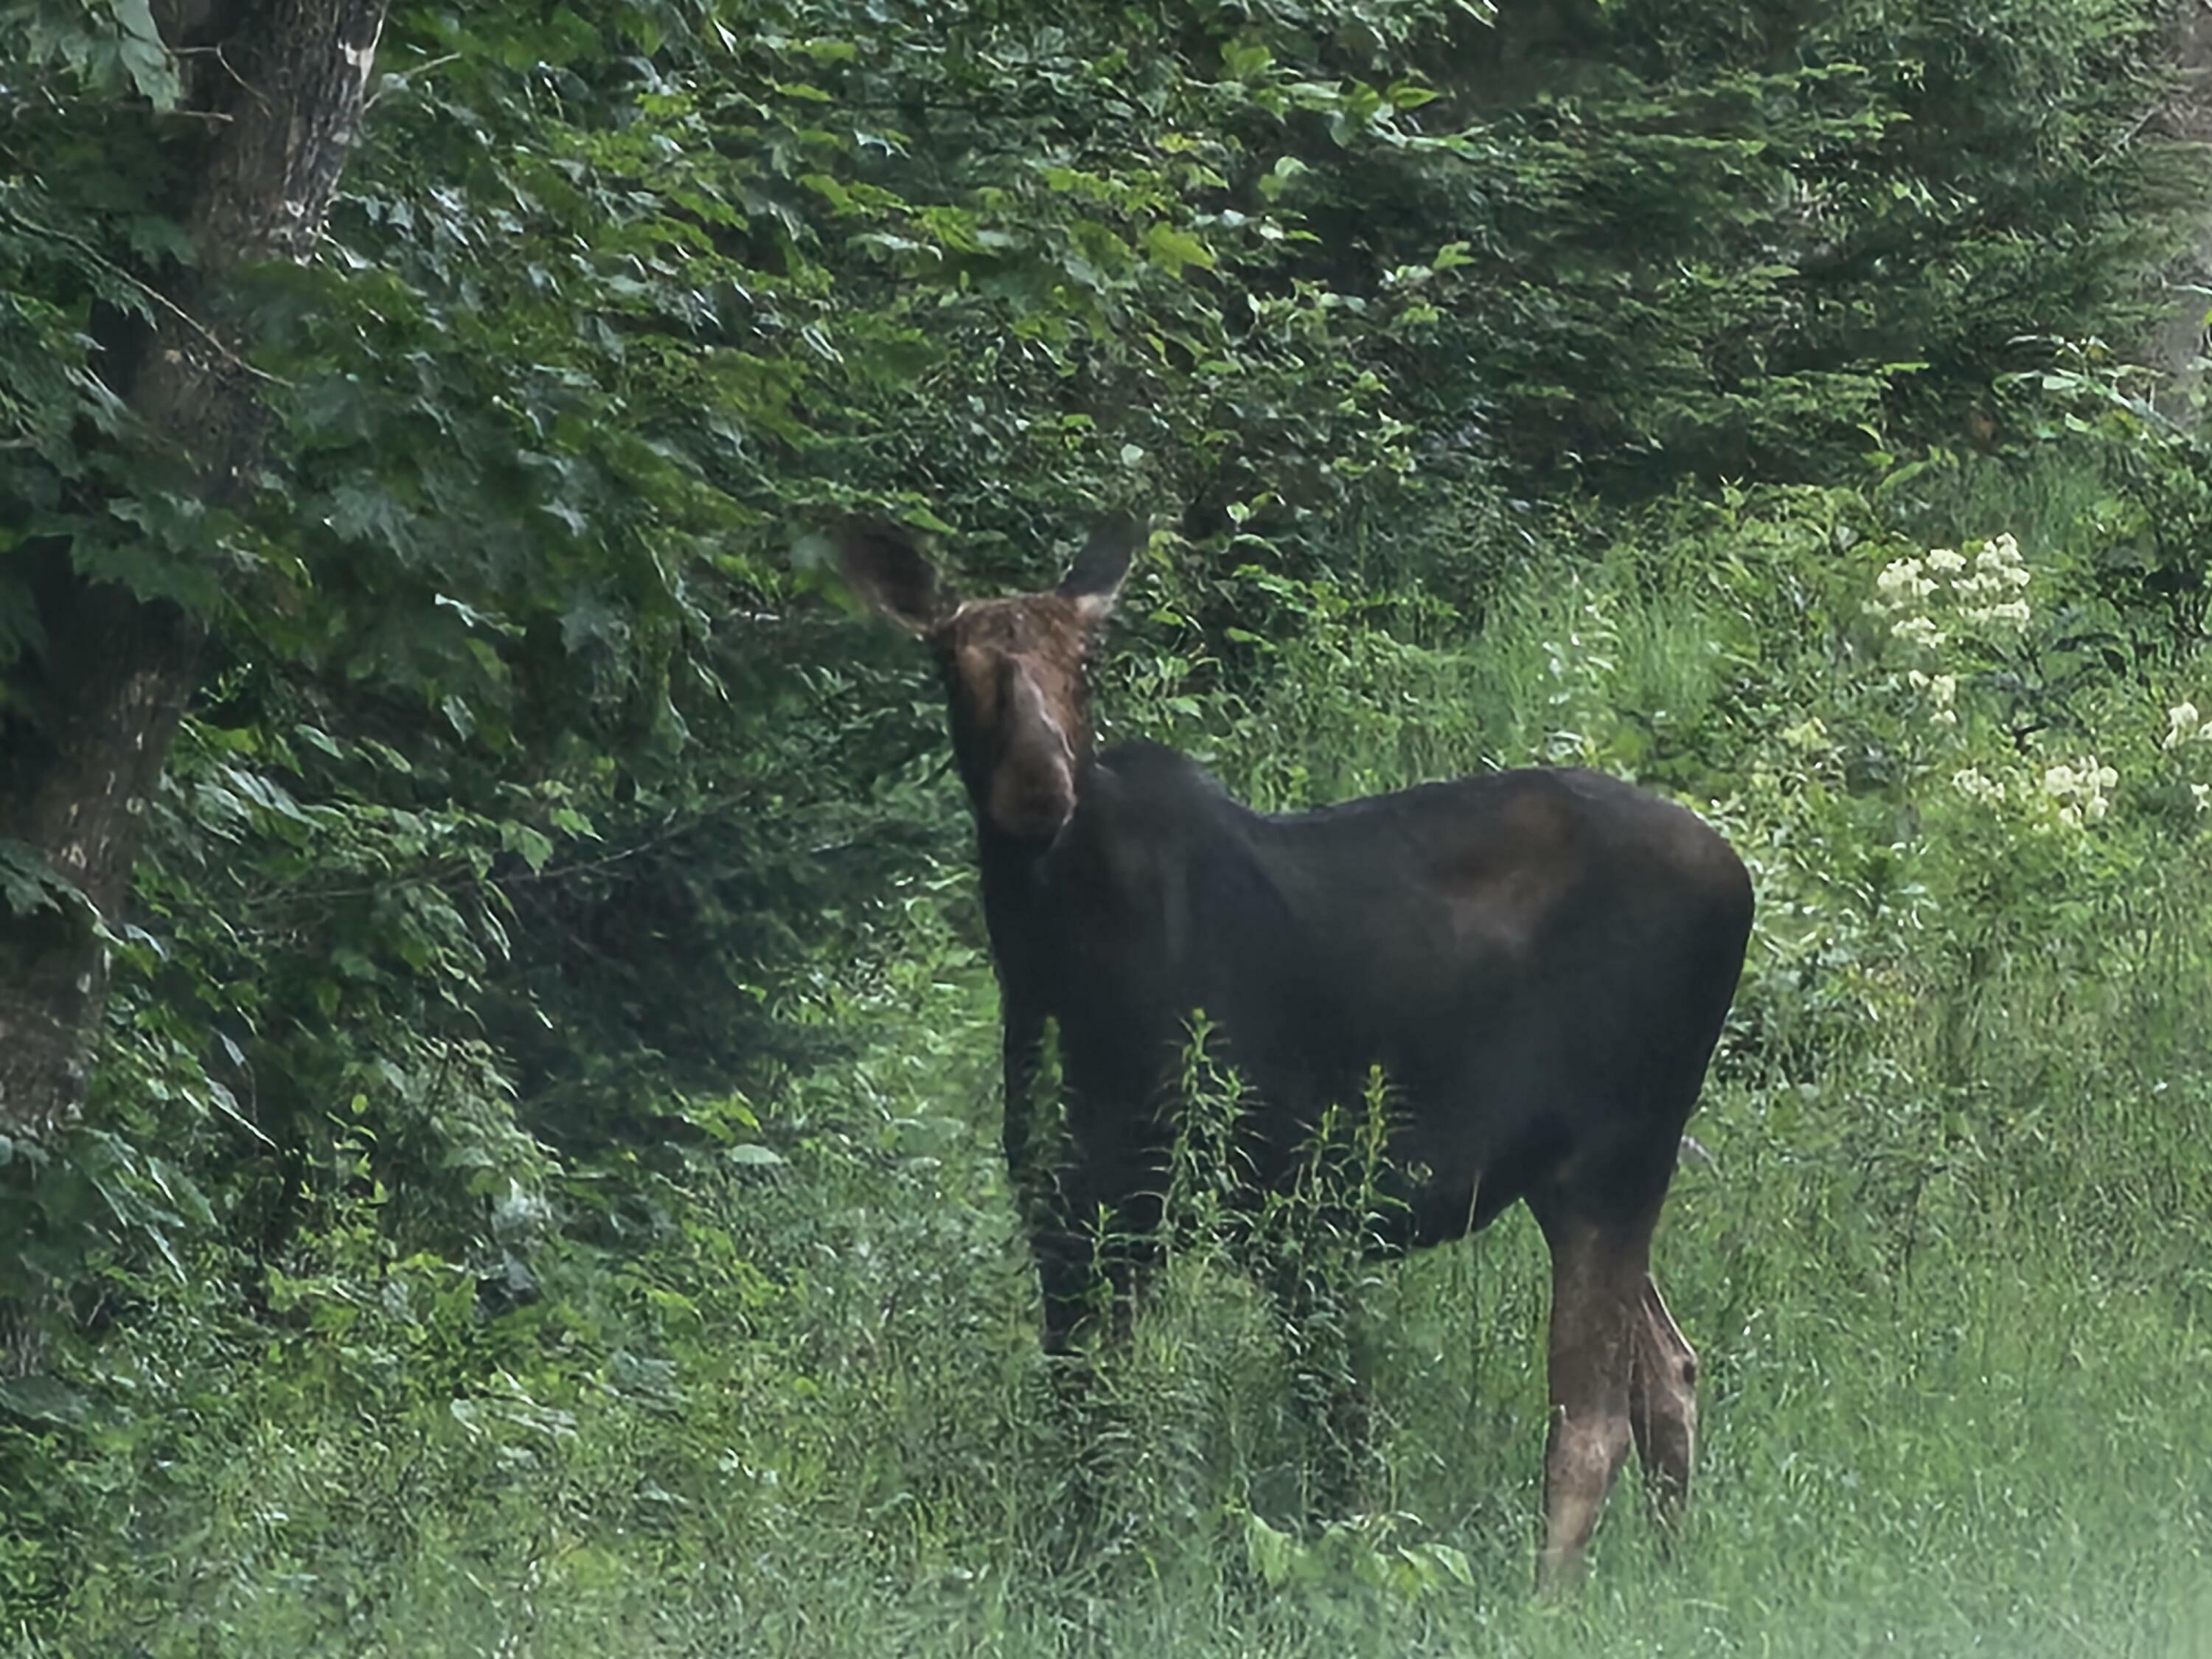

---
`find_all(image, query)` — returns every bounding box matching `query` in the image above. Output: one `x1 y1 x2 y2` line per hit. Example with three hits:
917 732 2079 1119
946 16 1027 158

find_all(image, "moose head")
838 515 1147 844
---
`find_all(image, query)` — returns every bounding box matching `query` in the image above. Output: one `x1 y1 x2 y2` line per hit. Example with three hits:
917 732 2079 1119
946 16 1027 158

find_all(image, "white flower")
1964 599 2031 633
2037 754 2116 829
1872 559 1938 607
1873 530 2029 661
1930 674 1957 706
2193 783 2209 813
2167 702 2202 748
1892 616 1947 650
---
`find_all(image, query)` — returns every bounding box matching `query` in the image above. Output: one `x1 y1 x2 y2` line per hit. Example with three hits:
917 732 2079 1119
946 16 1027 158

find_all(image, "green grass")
13 460 2212 1658
59 936 2202 1659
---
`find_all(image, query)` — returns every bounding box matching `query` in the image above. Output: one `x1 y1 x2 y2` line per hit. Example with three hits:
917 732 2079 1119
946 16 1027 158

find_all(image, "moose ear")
837 519 952 636
1057 512 1147 622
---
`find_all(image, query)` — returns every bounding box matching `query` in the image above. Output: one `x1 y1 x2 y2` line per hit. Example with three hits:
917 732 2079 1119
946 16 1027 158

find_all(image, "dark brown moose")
840 513 1754 1588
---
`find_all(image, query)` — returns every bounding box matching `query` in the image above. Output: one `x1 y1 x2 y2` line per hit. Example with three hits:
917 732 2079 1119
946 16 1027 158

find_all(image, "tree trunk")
0 0 391 1143
2149 0 2212 411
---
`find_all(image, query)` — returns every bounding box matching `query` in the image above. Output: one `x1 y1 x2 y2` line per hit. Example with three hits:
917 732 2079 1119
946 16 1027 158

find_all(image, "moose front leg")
1001 1012 1077 1348
1030 1180 1164 1356
1001 1014 1054 1214
1001 1012 1164 1354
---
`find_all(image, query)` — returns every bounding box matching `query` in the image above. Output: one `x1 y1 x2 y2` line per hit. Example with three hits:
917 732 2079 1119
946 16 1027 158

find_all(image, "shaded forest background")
4 0 2212 1652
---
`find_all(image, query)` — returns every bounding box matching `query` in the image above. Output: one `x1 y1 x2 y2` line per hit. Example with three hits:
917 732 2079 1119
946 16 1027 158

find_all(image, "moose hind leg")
1629 1272 1698 1534
1533 1208 1641 1593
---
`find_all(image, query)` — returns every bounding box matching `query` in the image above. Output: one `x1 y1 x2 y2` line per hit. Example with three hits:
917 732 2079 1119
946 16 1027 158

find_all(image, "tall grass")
13 456 2212 1657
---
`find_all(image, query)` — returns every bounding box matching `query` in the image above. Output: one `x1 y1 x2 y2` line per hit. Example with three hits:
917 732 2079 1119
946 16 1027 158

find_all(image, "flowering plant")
1859 529 2210 836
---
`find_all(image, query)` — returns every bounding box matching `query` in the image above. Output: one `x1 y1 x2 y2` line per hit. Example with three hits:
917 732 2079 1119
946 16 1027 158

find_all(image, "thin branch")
166 40 272 111
364 52 462 111
236 810 706 914
0 203 291 389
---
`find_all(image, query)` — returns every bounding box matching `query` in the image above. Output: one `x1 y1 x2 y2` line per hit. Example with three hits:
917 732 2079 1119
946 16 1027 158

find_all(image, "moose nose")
989 747 1075 841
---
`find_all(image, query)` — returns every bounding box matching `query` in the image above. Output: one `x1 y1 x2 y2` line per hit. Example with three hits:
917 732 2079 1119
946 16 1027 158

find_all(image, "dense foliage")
2 0 2211 1649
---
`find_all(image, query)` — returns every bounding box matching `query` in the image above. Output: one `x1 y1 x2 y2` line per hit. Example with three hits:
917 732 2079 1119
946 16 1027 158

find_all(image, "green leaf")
0 840 92 919
1221 38 1273 80
500 822 555 873
1141 223 1215 278
0 1374 90 1427
110 0 181 108
1242 1510 1298 1588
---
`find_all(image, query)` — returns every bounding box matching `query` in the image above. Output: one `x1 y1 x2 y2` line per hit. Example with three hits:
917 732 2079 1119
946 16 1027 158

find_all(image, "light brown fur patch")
1437 789 1585 957
940 594 1097 759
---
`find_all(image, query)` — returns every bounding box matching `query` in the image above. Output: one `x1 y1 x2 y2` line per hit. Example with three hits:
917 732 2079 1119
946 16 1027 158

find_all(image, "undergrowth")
8 450 2212 1657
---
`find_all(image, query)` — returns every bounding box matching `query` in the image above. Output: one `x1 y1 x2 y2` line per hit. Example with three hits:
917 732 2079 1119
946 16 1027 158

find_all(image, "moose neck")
968 747 1094 986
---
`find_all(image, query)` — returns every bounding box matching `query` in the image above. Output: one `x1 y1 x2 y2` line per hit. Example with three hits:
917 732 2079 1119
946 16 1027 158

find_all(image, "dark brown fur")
841 514 1753 1588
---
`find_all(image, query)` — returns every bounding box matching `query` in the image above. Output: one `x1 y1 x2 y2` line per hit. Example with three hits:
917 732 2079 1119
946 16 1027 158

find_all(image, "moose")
839 512 1753 1587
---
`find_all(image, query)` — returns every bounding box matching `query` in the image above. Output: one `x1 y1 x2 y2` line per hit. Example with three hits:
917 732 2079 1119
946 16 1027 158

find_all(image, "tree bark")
2149 0 2212 413
0 0 392 1143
